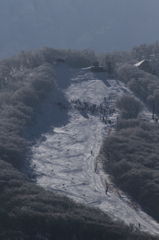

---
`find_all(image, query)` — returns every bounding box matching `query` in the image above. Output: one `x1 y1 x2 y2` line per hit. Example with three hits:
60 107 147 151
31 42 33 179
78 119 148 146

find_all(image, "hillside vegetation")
2 160 158 240
101 93 159 222
0 47 96 168
99 41 159 114
101 119 159 222
1 48 156 239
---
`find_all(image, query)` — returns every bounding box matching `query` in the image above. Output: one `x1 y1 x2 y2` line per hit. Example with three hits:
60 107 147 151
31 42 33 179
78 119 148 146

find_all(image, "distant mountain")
1 0 159 58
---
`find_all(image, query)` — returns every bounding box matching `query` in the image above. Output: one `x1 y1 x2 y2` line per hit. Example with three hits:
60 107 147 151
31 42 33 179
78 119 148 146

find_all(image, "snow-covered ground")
24 64 159 235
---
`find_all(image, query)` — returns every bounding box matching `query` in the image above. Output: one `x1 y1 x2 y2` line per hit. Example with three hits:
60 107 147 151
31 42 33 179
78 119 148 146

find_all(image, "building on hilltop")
90 62 106 72
134 59 152 73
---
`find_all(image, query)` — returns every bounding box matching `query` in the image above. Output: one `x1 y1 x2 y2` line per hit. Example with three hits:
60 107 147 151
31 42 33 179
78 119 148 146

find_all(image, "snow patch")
25 65 159 235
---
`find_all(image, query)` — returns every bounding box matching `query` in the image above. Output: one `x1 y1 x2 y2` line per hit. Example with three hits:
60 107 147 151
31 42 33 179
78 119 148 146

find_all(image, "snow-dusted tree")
116 94 143 119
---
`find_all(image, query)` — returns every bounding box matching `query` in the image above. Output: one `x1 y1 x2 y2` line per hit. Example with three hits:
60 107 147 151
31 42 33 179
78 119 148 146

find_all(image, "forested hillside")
1 47 157 239
1 160 158 240
100 42 159 224
101 118 159 222
0 47 95 168
98 41 159 112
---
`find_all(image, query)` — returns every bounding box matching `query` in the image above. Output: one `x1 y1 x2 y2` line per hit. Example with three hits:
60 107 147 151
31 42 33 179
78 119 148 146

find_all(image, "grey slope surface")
1 0 159 58
25 64 159 235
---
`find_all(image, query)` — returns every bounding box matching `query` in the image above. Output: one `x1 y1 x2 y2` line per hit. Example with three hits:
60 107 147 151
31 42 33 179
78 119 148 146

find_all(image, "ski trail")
26 65 159 235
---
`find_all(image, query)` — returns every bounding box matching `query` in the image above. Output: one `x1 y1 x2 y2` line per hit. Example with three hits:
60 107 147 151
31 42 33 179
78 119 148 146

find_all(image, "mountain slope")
25 63 159 235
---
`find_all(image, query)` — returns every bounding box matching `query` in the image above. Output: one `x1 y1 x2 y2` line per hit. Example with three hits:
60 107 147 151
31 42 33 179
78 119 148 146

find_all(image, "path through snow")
24 64 159 235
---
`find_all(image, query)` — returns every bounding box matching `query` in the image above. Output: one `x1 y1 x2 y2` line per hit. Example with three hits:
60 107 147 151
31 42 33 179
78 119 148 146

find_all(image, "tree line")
101 94 159 223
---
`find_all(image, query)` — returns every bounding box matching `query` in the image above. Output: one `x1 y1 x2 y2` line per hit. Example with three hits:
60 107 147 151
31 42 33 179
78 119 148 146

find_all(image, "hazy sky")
0 0 159 58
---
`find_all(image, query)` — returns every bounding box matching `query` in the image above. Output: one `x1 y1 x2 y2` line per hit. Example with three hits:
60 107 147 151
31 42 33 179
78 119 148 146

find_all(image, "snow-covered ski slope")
25 64 159 235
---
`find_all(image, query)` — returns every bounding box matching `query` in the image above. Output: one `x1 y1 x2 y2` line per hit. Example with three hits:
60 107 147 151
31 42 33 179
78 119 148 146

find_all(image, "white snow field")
25 64 159 235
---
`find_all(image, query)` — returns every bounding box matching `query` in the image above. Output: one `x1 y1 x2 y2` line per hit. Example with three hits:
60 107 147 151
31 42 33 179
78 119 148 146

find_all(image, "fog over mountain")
1 0 159 58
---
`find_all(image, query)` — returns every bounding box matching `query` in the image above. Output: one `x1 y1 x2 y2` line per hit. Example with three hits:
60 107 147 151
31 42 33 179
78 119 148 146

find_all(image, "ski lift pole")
152 101 155 120
116 117 119 131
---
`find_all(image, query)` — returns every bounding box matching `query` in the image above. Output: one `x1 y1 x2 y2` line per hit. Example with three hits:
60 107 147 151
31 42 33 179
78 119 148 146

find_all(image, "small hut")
134 60 151 73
